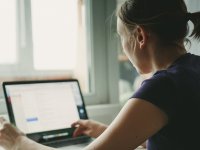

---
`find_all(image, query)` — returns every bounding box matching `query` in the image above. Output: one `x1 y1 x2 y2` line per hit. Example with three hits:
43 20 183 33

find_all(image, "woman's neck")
150 42 187 73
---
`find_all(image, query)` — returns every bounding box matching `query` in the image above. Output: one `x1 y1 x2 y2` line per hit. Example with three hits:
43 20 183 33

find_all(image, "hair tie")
186 12 192 21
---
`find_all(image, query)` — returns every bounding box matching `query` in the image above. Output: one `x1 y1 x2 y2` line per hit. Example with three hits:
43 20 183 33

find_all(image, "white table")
0 146 146 150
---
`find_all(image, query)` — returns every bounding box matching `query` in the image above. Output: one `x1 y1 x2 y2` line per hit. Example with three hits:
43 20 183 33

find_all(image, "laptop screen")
3 80 88 136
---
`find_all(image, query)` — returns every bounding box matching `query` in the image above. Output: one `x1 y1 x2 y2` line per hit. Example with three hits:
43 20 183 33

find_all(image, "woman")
1 0 200 149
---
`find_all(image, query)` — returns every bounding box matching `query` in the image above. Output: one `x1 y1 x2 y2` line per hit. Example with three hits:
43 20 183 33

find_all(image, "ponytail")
189 12 200 40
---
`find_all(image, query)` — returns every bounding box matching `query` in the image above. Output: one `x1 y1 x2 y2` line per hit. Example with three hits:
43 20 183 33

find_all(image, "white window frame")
84 0 119 105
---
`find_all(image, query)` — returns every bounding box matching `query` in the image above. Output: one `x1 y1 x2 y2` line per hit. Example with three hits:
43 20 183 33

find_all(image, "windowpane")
31 0 89 94
118 48 139 105
0 0 17 64
31 0 79 70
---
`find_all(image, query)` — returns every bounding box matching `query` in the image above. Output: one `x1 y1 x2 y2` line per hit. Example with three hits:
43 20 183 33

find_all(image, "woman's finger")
71 121 79 127
73 126 86 137
0 117 6 122
71 120 87 127
0 117 6 129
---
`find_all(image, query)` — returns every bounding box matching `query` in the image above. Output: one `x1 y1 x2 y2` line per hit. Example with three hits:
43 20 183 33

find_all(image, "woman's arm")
0 118 56 150
83 98 168 150
16 136 56 150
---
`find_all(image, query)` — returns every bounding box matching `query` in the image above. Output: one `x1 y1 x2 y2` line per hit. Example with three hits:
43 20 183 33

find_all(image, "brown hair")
118 0 200 42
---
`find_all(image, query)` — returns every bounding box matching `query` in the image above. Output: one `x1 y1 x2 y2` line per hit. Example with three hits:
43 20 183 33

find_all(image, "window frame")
84 0 119 105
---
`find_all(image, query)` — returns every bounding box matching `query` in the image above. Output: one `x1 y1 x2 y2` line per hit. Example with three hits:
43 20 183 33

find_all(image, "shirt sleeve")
131 72 177 118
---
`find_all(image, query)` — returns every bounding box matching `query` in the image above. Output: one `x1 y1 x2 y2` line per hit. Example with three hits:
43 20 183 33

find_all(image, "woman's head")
118 0 200 42
117 0 200 74
117 17 152 74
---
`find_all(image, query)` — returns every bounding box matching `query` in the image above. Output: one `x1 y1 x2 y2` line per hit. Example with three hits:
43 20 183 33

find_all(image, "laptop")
2 79 93 148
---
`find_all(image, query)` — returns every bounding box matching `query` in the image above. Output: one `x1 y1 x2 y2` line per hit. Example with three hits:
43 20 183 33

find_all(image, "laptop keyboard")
43 136 93 148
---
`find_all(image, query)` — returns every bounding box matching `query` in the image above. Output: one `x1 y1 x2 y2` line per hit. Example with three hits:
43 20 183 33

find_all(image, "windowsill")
86 103 121 124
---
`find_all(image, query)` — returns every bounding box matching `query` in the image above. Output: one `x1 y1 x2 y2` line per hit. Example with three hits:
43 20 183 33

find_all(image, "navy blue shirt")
132 53 200 150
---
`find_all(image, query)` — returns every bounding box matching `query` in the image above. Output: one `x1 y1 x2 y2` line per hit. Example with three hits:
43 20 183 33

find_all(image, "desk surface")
59 145 146 150
0 146 146 150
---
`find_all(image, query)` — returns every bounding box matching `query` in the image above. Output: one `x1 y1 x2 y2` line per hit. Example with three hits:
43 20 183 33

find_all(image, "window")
31 0 79 70
0 0 119 105
30 0 89 93
0 0 89 94
0 0 17 64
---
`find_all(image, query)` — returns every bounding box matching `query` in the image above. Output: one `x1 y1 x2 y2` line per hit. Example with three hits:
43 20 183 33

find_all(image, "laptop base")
43 136 93 148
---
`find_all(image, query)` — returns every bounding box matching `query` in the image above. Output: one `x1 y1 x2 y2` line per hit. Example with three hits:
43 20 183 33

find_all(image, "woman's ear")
136 26 148 49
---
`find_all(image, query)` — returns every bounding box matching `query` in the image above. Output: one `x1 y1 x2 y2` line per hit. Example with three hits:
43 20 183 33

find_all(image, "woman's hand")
0 117 25 150
71 120 107 138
